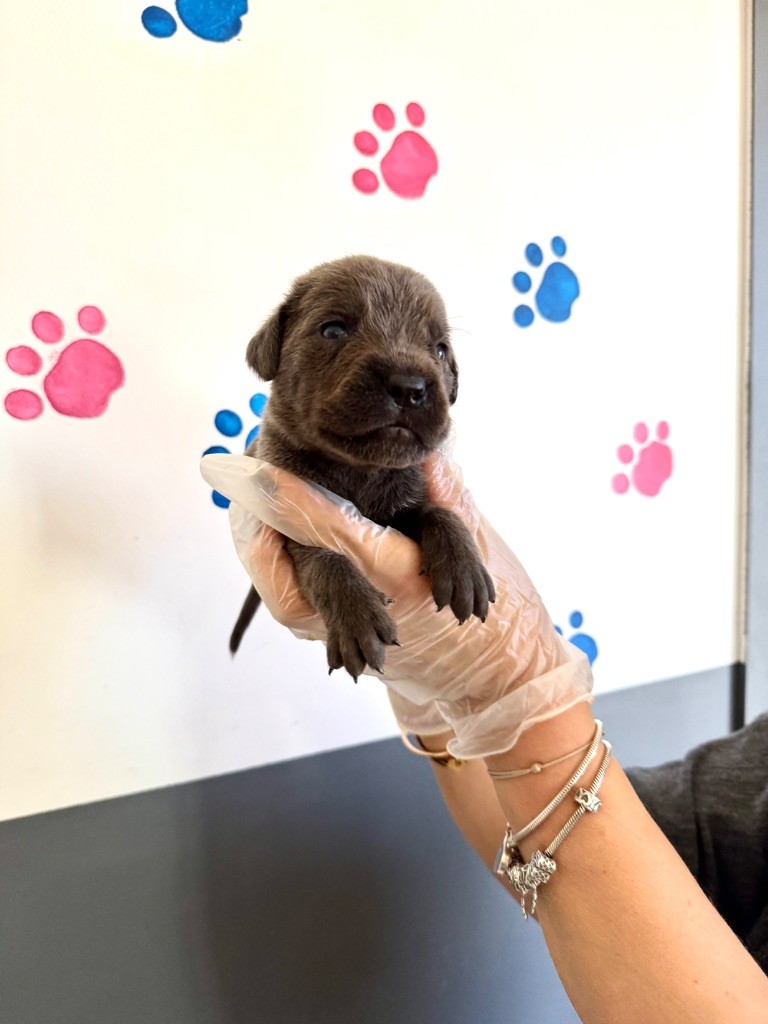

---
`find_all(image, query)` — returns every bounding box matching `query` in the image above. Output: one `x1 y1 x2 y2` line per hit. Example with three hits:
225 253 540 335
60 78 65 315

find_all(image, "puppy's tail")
229 587 262 655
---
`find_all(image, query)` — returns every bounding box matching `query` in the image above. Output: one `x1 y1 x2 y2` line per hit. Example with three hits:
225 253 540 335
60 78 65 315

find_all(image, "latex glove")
387 690 452 739
200 453 593 759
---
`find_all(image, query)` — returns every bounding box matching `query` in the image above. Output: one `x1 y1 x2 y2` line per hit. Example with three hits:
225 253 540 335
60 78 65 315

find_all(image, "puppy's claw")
391 639 403 647
482 568 497 604
385 597 395 606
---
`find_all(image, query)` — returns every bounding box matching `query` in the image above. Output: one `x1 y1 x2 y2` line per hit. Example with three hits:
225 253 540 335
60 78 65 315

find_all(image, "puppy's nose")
387 373 427 408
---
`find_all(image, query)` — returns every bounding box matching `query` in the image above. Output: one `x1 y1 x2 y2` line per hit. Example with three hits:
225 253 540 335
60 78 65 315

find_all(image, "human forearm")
417 729 508 870
486 704 768 1024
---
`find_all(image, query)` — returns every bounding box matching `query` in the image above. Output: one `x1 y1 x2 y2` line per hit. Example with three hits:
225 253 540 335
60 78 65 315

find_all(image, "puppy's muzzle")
317 356 449 463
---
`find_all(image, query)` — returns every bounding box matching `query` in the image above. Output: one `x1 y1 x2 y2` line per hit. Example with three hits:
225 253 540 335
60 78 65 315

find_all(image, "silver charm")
574 787 602 813
494 828 523 878
507 850 557 920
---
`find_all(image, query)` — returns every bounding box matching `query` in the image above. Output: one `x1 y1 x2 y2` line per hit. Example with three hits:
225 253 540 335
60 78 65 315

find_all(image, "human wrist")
416 729 456 754
443 636 594 761
485 702 596 772
484 703 598 836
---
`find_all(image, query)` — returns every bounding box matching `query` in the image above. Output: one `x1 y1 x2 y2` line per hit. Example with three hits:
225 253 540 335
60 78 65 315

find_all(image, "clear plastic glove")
200 452 593 759
386 689 452 739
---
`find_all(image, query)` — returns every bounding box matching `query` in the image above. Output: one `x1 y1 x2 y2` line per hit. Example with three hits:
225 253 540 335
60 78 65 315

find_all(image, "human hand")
200 453 592 758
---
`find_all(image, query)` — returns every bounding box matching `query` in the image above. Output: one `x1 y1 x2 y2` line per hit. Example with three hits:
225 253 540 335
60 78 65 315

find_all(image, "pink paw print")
4 307 125 420
353 103 438 199
612 421 673 497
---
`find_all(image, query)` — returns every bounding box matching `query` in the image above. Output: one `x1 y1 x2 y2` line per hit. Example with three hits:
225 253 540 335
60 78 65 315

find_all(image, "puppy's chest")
254 431 426 527
299 464 425 526
344 473 425 526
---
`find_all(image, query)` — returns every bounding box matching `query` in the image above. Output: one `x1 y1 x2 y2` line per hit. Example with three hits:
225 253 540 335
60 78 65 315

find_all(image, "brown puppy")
230 254 495 680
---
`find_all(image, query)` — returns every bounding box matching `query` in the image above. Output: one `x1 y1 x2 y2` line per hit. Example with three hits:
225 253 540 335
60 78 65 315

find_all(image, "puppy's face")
247 256 458 469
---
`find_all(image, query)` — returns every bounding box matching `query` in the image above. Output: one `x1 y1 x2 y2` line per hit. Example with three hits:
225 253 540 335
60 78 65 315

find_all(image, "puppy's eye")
436 343 448 360
321 321 349 341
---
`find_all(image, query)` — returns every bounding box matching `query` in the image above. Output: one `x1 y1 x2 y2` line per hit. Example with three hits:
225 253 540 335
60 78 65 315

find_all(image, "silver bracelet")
506 720 604 845
544 739 612 856
495 740 613 919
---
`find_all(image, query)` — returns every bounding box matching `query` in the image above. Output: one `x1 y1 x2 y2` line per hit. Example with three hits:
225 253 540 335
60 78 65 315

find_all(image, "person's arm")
626 712 768 962
201 453 768 1021
423 703 768 1024
417 728 509 871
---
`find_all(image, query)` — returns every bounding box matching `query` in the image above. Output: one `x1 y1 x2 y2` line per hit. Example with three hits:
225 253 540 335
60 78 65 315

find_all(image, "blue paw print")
512 237 580 327
555 611 599 665
202 392 267 508
142 0 248 42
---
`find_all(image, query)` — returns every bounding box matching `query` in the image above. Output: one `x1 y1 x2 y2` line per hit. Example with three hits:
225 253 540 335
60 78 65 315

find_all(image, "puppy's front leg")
418 506 496 624
285 540 399 681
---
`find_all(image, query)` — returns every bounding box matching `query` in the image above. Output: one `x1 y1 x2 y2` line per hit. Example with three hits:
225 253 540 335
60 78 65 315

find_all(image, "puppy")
230 255 495 680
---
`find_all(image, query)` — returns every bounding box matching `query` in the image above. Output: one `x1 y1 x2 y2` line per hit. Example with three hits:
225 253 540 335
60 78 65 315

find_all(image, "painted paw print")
612 422 673 497
4 307 125 421
512 238 580 327
555 611 599 665
202 392 267 508
353 103 438 199
141 0 248 41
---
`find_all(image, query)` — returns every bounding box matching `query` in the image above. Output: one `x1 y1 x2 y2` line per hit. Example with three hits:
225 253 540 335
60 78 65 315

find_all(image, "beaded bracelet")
486 738 593 779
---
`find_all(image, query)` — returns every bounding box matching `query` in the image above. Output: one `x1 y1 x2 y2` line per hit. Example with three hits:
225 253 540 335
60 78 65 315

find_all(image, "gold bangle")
399 730 467 770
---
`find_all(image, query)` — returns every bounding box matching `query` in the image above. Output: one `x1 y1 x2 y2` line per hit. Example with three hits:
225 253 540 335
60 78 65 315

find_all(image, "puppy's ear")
246 280 309 380
245 302 289 382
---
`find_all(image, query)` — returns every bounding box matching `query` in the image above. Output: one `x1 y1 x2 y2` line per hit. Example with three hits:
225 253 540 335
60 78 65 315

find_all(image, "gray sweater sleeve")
626 714 768 971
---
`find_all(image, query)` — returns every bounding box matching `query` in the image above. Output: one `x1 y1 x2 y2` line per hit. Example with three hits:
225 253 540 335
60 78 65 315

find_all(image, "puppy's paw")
326 595 399 681
285 542 399 680
426 551 496 624
420 508 496 624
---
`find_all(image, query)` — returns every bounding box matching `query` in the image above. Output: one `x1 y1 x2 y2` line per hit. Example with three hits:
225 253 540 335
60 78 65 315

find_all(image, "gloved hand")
200 452 593 759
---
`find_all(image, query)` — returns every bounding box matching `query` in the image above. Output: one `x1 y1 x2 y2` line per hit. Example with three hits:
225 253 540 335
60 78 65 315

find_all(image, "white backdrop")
0 0 747 820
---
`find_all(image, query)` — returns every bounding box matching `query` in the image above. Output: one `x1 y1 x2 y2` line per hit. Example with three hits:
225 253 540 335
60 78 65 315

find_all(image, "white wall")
1 0 747 819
